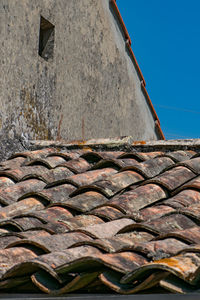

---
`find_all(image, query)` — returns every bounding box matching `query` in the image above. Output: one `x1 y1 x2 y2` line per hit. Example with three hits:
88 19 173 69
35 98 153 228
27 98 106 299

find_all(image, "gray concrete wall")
0 0 160 146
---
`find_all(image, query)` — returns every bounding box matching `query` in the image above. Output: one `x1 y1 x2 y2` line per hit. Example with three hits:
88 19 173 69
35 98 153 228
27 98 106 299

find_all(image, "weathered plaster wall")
0 0 160 149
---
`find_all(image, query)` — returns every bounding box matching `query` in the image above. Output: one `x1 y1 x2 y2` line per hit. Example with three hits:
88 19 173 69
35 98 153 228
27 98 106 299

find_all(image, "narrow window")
38 16 55 61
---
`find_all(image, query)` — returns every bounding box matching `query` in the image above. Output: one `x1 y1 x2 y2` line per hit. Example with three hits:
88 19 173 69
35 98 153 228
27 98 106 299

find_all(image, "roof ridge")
28 137 200 152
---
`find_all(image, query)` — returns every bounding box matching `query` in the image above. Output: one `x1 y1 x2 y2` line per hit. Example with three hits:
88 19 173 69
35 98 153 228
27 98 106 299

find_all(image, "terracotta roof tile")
159 274 197 294
158 226 200 244
61 168 117 187
0 157 26 170
73 218 135 239
33 206 73 222
35 184 76 204
121 156 175 178
89 206 124 221
177 157 200 174
25 167 74 184
4 216 45 231
121 252 200 285
0 179 46 205
59 158 91 173
0 166 48 181
109 183 167 213
10 148 56 160
132 238 188 259
82 151 124 161
90 170 144 197
144 213 197 234
125 151 165 161
159 150 196 162
32 245 102 270
7 232 93 253
78 231 155 253
178 175 200 191
0 246 37 268
91 158 139 170
162 189 200 208
147 166 196 191
139 205 175 222
53 191 107 212
99 269 168 294
0 145 199 294
59 214 104 231
0 177 15 188
25 156 67 169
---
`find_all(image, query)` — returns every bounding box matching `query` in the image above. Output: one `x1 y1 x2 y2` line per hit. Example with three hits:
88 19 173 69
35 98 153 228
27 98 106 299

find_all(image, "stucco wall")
0 0 160 146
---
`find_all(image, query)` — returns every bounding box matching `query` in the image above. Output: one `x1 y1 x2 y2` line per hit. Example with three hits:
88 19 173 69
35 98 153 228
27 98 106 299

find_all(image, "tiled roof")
0 141 200 295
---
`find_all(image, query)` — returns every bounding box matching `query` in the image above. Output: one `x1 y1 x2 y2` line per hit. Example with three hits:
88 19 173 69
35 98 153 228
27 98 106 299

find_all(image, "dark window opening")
38 16 55 61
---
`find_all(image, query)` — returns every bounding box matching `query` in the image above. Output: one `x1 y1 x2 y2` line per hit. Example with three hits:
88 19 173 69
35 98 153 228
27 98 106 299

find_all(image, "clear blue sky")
117 0 200 140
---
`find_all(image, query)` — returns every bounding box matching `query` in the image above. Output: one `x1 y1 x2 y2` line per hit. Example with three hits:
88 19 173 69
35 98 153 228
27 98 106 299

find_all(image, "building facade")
0 0 164 145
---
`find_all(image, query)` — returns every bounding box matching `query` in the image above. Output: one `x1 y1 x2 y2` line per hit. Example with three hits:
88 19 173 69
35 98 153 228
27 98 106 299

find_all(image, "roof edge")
110 0 165 140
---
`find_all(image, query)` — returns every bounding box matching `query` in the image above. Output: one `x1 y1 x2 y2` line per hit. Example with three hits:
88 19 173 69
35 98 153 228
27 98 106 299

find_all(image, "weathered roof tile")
89 206 124 221
7 232 93 253
62 168 117 187
25 156 67 169
148 166 196 191
121 156 175 178
162 189 200 208
74 218 135 239
109 183 167 213
53 191 107 213
59 158 91 173
35 184 76 204
0 179 46 205
91 171 144 197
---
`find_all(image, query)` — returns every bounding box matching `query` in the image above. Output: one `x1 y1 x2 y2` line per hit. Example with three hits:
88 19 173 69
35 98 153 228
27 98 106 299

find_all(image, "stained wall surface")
0 0 161 145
